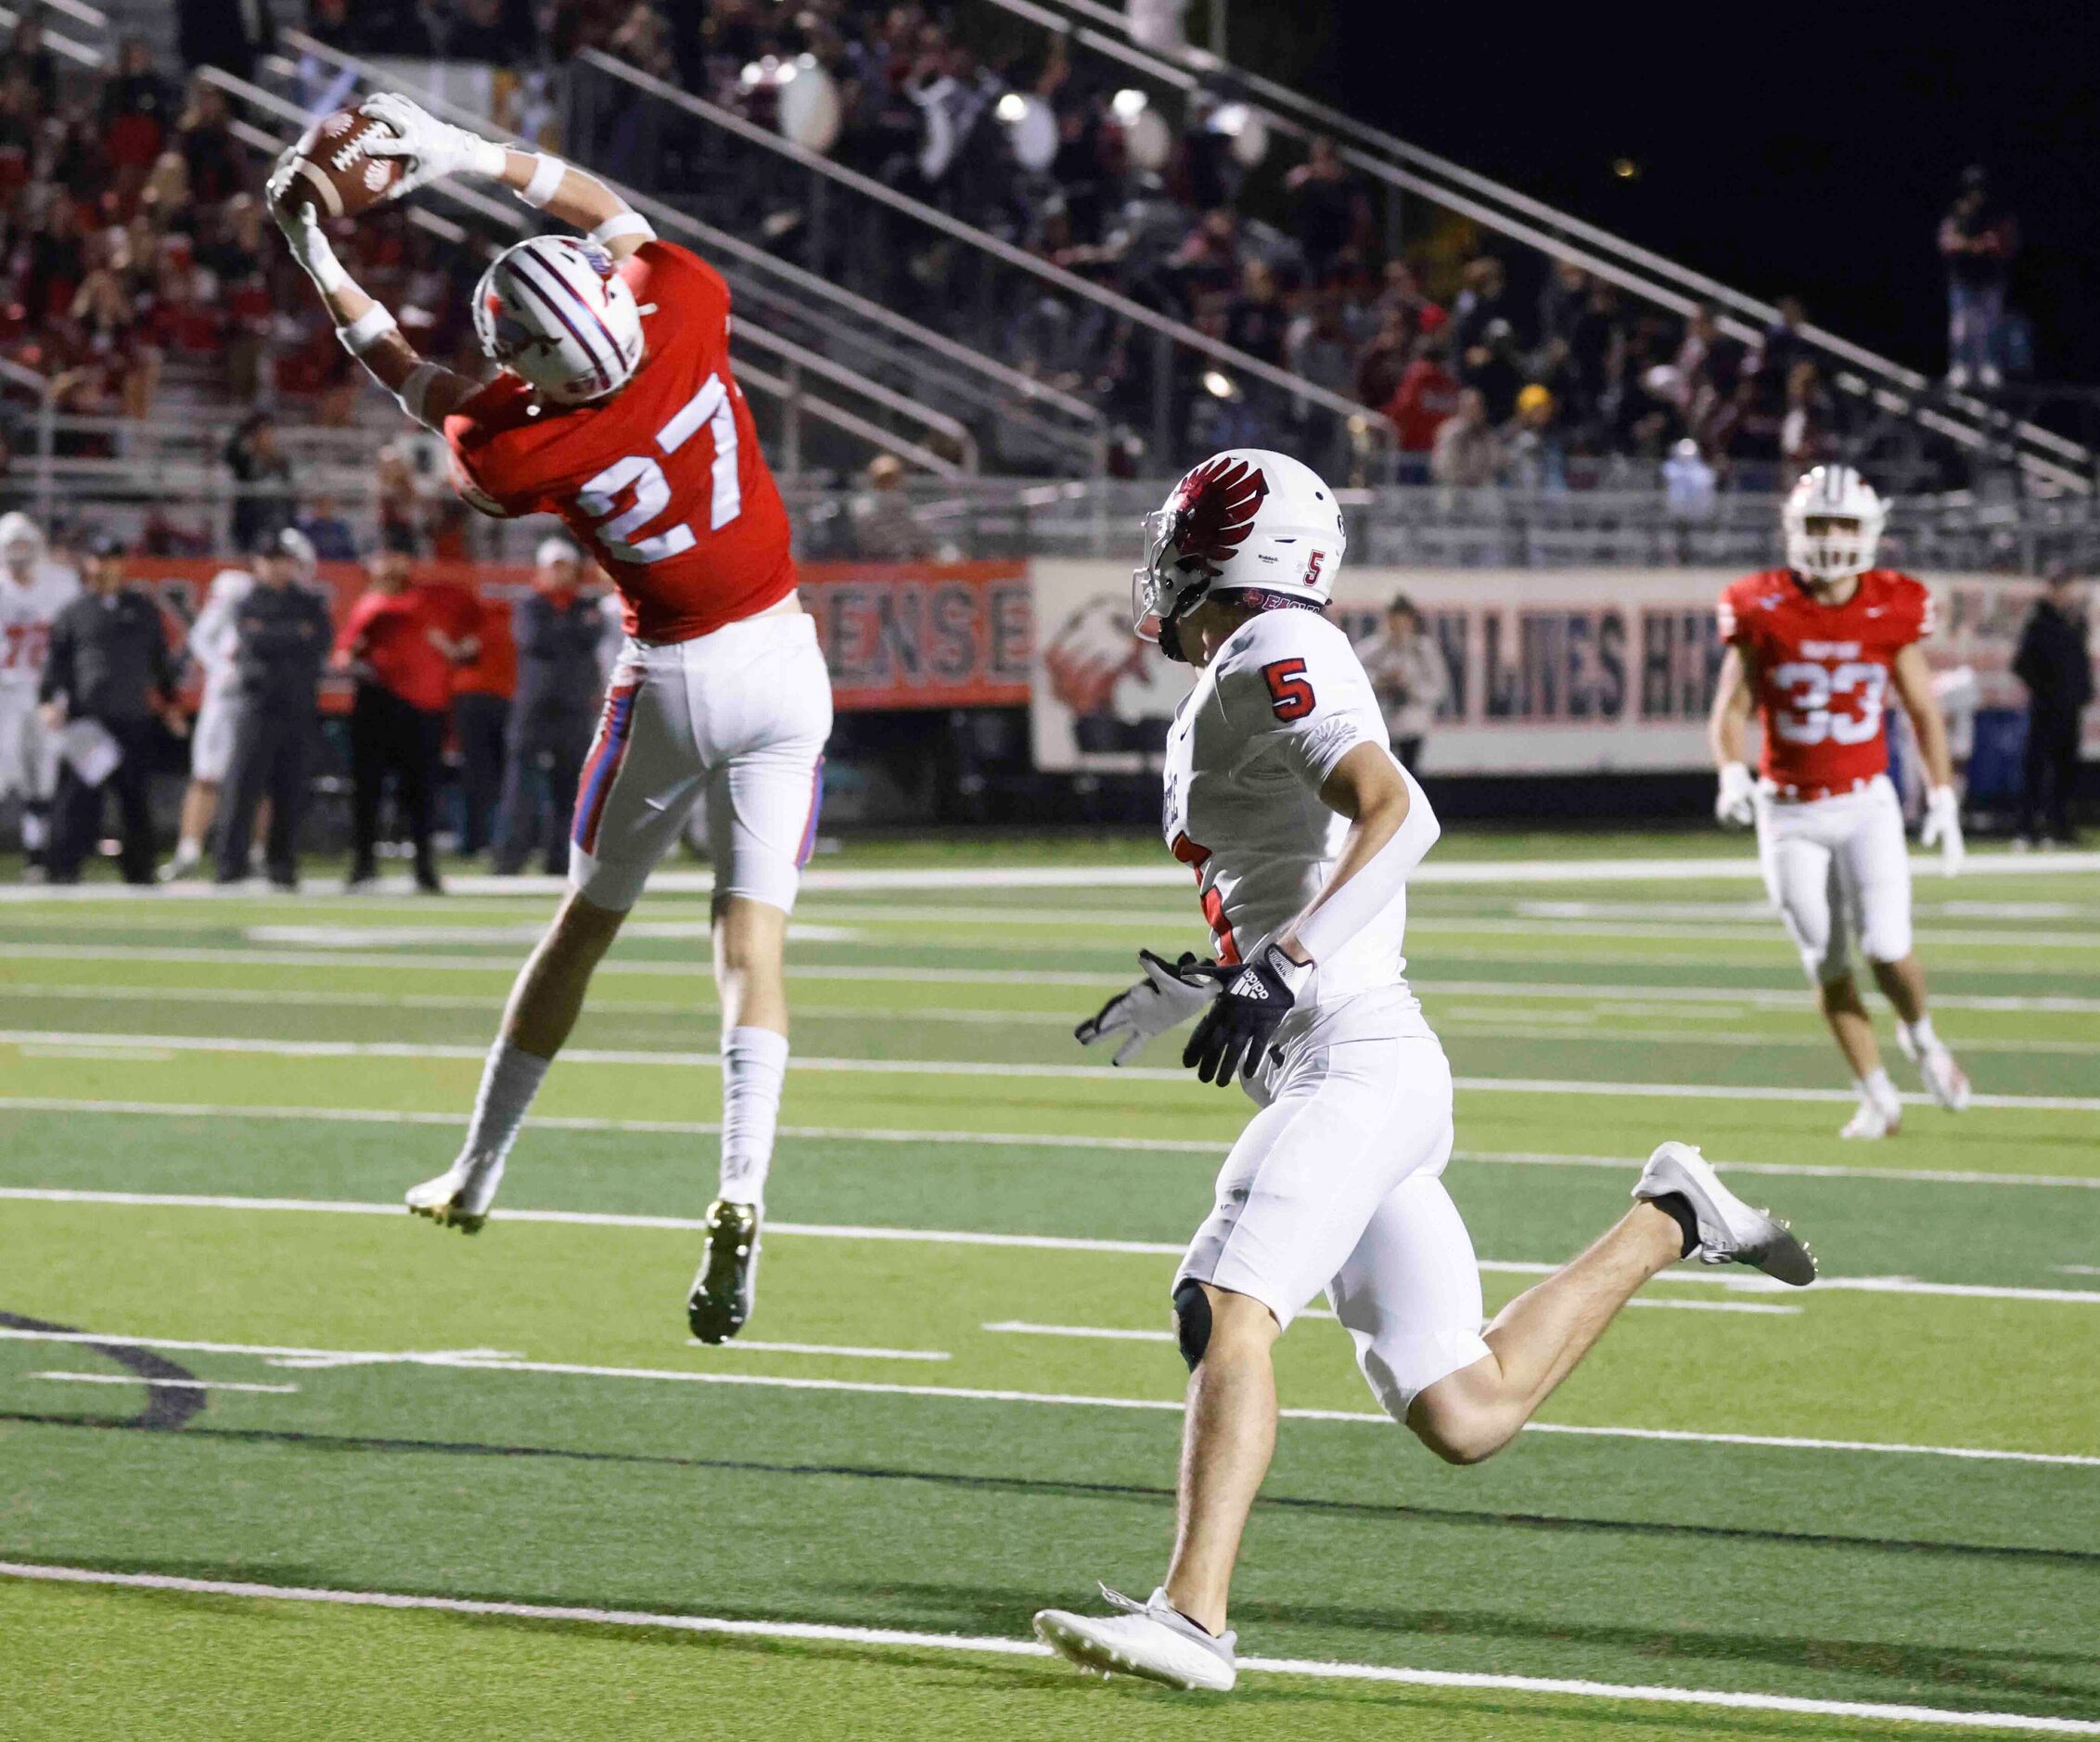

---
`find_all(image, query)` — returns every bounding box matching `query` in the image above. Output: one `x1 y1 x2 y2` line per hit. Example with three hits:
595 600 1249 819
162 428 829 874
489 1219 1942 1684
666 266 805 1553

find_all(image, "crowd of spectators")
0 13 486 491
0 0 1990 505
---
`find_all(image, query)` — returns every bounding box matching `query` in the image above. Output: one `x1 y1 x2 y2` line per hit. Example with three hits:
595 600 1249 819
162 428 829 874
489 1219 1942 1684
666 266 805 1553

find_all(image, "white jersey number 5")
574 375 742 564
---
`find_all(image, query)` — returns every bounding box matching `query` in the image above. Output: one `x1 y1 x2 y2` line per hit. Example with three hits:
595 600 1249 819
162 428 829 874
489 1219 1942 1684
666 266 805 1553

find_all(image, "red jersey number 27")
574 374 742 564
1262 659 1316 721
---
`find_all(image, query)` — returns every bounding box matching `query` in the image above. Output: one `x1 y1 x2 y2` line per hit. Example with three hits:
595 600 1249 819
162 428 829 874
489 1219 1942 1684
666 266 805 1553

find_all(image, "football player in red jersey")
1709 466 1970 1139
268 95 833 1339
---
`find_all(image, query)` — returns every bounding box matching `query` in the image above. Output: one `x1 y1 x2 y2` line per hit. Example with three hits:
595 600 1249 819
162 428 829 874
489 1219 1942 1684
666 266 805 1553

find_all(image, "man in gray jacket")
493 537 607 875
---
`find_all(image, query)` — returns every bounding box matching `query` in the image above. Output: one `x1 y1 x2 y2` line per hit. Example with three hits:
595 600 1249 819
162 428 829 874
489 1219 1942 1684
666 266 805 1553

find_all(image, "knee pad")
1171 1278 1211 1373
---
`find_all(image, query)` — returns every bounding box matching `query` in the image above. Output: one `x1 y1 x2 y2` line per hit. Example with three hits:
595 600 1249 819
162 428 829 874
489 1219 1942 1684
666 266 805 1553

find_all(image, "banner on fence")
1031 562 2096 775
121 557 1031 714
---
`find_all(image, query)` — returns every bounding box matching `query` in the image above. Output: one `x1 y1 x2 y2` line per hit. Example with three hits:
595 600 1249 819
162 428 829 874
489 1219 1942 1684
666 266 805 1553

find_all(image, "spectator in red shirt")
333 549 470 892
1384 329 1461 479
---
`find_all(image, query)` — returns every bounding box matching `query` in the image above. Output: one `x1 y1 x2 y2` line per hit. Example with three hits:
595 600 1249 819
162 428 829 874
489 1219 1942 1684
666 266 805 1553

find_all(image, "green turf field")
2 832 2096 1739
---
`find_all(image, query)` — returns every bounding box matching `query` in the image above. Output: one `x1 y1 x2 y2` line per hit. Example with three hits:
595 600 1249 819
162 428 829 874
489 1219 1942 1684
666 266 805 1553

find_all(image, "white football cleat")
405 1152 505 1234
1633 1141 1815 1287
1839 1097 1898 1140
1033 1584 1236 1692
1895 1028 1972 1112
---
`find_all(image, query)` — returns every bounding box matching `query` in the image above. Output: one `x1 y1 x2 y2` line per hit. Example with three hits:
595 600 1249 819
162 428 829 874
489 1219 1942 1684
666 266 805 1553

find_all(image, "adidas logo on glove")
1228 971 1269 1001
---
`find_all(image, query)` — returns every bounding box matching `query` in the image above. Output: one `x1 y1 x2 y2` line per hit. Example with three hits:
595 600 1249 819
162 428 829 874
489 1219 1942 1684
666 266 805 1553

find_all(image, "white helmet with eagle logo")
1132 448 1346 660
473 235 643 406
1782 463 1887 585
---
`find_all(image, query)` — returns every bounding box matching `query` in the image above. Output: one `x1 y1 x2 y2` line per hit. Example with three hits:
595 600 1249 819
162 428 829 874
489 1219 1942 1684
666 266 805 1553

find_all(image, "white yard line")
5 1096 2094 1190
0 944 1127 988
684 1339 950 1363
2 1187 2094 1306
6 1562 2096 1734
28 1371 300 1394
11 942 2099 1009
5 848 2095 898
6 1030 2097 1110
0 985 1074 1026
0 1328 2088 1468
16 984 2094 1049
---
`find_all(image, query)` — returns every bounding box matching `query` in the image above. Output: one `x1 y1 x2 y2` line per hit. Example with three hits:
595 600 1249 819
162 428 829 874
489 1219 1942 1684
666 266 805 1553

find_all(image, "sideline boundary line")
2 1098 2093 1190
6 1031 2096 1111
5 1186 2097 1305
0 1327 2092 1466
2 1561 2095 1733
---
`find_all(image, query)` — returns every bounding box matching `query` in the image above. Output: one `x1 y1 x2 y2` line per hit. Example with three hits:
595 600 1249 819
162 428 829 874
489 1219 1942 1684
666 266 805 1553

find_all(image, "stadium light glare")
995 93 1029 123
1110 88 1149 123
1201 369 1237 400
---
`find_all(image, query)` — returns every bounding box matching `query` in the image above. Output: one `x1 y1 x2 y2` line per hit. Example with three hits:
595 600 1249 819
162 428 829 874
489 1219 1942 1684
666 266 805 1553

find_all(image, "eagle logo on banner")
1167 455 1268 578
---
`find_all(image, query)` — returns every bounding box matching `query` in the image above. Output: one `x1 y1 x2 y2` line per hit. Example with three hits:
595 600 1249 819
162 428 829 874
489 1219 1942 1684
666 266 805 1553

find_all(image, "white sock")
1859 1066 1898 1107
718 1026 788 1210
173 836 201 861
460 1038 551 1164
1904 1015 1940 1055
20 806 47 853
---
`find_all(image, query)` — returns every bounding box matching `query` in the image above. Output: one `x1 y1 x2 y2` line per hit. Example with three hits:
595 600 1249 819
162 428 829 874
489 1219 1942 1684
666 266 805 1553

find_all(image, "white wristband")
519 154 568 208
590 211 656 247
337 305 400 356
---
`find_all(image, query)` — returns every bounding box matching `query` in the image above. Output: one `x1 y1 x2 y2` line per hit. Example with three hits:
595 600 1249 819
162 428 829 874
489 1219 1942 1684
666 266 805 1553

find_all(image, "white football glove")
1075 949 1217 1067
1920 784 1965 876
1714 761 1758 827
357 93 507 199
265 147 347 289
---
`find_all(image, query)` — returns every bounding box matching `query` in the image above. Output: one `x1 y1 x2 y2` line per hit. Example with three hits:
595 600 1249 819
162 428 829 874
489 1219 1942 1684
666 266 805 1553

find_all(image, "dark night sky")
1275 0 2100 382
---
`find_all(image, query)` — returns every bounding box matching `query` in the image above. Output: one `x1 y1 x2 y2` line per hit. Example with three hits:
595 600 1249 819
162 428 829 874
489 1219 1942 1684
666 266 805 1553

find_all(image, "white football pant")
570 611 832 914
1177 989 1492 1417
1755 773 1914 982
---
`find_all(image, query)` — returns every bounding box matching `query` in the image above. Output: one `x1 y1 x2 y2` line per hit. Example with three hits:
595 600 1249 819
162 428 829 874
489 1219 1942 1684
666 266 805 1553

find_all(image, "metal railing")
0 2 103 66
988 0 2097 496
566 45 1393 475
273 32 1109 478
21 437 2098 576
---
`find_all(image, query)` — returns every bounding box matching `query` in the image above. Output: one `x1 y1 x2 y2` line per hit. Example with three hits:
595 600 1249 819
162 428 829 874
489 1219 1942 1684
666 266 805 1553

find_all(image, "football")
275 108 401 220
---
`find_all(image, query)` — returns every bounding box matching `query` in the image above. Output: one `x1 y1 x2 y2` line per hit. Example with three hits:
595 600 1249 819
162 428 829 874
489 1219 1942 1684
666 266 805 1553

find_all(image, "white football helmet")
473 236 643 405
1783 464 1886 583
1132 448 1346 659
0 510 44 576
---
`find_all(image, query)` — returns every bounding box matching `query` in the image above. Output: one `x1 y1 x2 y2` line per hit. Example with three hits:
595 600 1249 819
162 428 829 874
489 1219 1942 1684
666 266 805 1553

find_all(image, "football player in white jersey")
1032 451 1818 1693
165 528 318 879
0 512 82 877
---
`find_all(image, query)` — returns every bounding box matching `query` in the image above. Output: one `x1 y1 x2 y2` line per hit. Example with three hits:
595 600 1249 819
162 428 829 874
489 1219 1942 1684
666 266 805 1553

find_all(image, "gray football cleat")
404 1152 505 1234
686 1199 761 1343
1633 1140 1816 1287
1033 1584 1236 1692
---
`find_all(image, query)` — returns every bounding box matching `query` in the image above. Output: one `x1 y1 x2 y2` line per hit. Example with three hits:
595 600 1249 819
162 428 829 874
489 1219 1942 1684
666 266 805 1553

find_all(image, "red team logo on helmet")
1166 455 1269 577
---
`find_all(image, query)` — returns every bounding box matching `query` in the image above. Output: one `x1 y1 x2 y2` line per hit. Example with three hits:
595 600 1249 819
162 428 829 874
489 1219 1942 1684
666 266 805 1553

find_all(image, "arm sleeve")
1293 760 1441 967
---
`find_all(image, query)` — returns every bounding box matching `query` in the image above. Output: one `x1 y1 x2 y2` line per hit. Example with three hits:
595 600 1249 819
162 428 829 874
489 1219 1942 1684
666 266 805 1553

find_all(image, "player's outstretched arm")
265 154 479 433
1708 647 1758 826
359 94 652 263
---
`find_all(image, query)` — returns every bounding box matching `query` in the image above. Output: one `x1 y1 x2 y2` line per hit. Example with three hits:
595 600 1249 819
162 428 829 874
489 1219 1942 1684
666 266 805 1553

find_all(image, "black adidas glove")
1180 944 1303 1086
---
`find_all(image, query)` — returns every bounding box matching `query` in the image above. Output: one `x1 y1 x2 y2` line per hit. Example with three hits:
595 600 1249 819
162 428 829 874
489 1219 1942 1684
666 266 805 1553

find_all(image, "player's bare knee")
551 890 627 963
1405 1397 1515 1467
1174 1282 1274 1371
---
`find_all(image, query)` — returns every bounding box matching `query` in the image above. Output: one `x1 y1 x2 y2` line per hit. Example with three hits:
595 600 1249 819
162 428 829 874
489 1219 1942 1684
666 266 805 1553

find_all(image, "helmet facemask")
1783 467 1886 587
